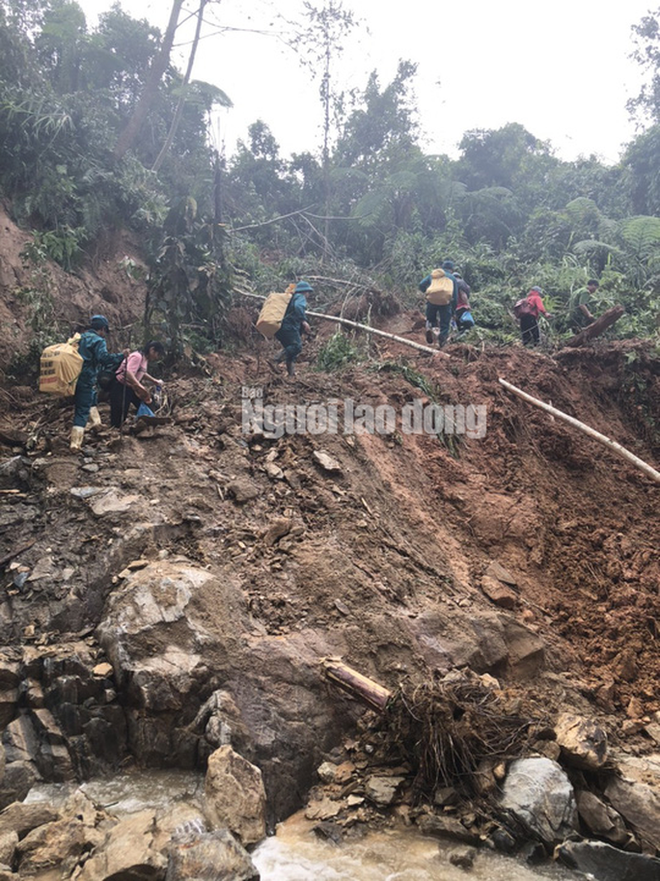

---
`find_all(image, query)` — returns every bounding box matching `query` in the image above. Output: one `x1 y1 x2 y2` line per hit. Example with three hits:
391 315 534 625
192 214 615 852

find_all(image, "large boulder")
16 818 89 877
576 790 629 846
499 757 577 845
75 810 167 881
204 746 266 847
557 839 660 881
166 827 259 881
0 802 59 837
605 756 660 854
96 562 230 714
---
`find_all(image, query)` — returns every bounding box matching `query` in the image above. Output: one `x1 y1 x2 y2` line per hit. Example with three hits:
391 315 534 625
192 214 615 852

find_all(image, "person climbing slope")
274 281 312 377
70 315 125 451
514 286 551 347
110 341 165 428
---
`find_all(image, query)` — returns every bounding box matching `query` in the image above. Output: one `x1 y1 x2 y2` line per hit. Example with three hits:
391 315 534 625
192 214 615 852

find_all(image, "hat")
90 314 110 331
295 281 313 293
441 260 455 271
530 286 543 294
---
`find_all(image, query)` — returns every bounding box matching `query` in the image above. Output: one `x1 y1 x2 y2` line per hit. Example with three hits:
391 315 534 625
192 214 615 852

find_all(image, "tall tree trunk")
214 154 224 224
114 0 185 161
152 0 207 172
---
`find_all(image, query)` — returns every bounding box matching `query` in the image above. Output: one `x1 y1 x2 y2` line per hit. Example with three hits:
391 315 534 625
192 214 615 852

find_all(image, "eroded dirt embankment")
0 329 658 826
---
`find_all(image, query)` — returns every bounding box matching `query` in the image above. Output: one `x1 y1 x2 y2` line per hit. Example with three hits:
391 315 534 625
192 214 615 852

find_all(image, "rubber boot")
87 406 102 431
425 322 434 345
286 358 296 377
70 426 85 451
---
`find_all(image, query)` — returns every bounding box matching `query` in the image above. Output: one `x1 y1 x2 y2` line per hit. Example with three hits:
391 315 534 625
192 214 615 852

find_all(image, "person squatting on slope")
515 286 551 346
274 280 312 377
418 260 458 348
70 315 125 451
110 341 165 428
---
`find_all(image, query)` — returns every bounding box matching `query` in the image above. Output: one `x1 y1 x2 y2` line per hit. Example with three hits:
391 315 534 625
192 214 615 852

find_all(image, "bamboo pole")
499 378 660 484
235 290 449 358
322 659 392 712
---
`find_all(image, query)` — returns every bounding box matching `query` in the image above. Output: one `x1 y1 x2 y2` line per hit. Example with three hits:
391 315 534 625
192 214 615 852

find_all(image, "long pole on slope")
499 377 660 484
236 290 449 359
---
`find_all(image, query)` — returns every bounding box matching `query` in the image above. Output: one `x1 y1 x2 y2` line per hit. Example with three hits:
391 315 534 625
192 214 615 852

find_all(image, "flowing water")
27 773 578 881
252 813 578 881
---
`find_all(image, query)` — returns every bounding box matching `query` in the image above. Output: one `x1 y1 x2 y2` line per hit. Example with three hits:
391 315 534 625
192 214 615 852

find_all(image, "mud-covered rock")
555 712 608 770
204 746 266 847
74 810 167 881
0 802 59 838
15 817 89 877
0 831 17 868
364 775 405 806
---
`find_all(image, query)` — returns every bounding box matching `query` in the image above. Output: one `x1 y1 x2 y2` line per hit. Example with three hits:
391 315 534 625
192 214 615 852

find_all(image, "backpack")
39 334 83 396
425 269 454 306
513 297 535 319
255 287 294 339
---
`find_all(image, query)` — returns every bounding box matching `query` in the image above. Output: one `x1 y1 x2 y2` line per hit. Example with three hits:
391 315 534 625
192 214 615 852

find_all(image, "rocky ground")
0 205 659 878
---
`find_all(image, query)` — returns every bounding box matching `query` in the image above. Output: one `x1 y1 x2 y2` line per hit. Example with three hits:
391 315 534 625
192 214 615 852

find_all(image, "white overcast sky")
78 0 658 165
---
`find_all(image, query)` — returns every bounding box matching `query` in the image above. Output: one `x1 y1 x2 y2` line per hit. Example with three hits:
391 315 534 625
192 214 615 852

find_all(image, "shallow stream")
27 771 578 881
252 812 577 881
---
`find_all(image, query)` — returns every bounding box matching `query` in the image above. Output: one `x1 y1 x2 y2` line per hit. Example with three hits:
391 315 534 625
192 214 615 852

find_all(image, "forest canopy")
2 0 660 350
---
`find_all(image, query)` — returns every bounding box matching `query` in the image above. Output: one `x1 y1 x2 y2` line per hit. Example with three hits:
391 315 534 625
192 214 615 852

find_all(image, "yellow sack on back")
256 288 294 339
425 268 454 306
39 334 83 396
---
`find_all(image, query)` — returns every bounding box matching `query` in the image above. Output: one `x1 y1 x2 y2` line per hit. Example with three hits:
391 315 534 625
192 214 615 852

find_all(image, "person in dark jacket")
71 315 125 450
274 281 312 376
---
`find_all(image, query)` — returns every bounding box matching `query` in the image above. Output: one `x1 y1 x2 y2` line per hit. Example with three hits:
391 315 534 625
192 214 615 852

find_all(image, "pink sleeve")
126 351 143 374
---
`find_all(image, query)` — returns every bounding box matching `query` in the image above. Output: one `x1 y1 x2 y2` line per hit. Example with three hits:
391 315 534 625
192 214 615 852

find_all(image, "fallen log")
235 290 450 359
499 378 660 484
564 305 624 347
321 659 392 712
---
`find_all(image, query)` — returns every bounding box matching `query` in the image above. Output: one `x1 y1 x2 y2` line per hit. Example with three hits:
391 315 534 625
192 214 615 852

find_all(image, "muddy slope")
0 322 658 821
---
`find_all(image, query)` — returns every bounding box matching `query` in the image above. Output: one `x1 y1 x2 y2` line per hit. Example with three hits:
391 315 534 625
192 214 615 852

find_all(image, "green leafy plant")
316 330 362 371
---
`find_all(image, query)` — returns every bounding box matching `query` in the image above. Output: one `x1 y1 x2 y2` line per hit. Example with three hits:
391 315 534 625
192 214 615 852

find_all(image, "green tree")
629 6 660 123
334 61 419 174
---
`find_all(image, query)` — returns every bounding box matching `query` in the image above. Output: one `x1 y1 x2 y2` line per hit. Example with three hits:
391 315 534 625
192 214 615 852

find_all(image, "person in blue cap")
70 315 126 450
274 281 312 377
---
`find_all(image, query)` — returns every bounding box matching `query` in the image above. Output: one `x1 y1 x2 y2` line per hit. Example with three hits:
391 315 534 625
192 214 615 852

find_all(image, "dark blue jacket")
280 292 308 333
77 331 123 385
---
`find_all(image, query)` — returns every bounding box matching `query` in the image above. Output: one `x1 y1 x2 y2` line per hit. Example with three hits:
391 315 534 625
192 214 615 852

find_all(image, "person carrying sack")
418 260 458 348
110 341 165 428
273 281 312 377
70 315 125 451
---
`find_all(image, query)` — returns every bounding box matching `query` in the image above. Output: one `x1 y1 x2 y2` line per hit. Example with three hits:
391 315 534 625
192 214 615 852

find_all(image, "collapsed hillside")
1 311 658 828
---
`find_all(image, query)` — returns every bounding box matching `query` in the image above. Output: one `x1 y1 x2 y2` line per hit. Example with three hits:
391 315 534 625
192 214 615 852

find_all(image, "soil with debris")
0 209 659 872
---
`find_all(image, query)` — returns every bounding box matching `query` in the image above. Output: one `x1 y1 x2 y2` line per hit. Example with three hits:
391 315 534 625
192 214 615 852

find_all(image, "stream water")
26 772 579 881
252 812 578 881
